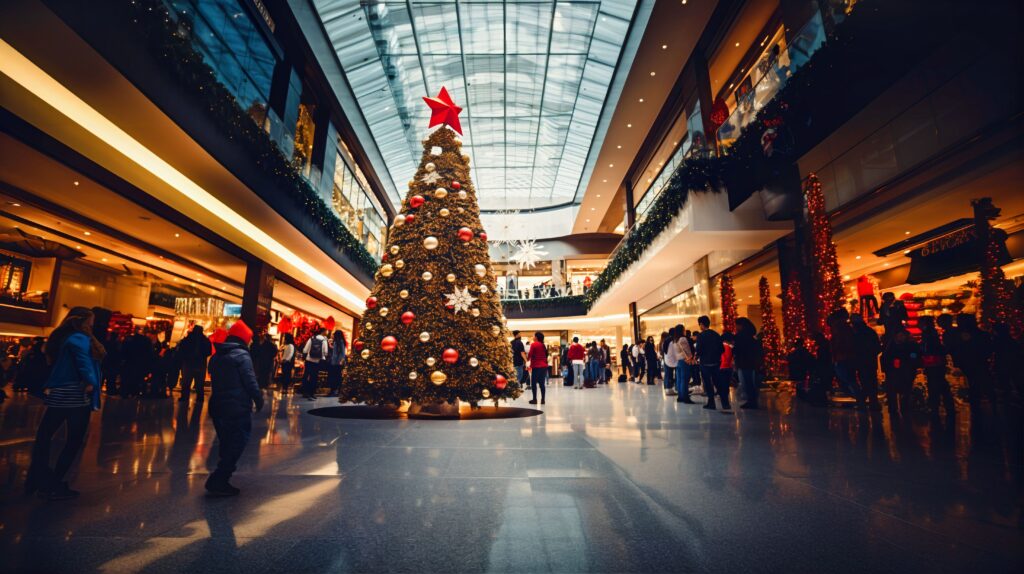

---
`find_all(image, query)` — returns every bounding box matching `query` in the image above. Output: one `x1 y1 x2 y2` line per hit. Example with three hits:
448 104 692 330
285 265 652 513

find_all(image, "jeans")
279 360 294 392
675 363 692 399
700 365 730 408
833 361 862 402
210 414 252 484
28 406 92 489
301 361 322 397
737 368 758 407
180 363 206 401
663 365 675 390
530 368 547 402
515 365 527 386
572 362 585 389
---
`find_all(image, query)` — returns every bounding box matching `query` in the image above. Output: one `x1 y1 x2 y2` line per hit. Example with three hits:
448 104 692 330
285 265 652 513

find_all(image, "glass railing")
498 282 592 301
716 12 826 148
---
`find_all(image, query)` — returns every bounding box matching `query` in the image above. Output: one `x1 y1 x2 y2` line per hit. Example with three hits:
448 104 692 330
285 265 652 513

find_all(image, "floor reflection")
0 383 1021 573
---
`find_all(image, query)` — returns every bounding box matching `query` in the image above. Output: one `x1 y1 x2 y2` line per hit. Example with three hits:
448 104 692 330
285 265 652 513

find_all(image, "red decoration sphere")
478 232 487 242
353 340 364 351
366 296 378 309
381 253 388 262
409 195 425 209
442 348 459 364
405 214 416 225
381 336 398 352
451 181 461 190
457 227 473 242
494 374 508 390
401 311 415 325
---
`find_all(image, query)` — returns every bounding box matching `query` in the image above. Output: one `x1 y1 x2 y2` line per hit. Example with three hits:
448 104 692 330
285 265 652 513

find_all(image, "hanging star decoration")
444 286 478 314
487 209 520 247
423 86 463 135
420 170 442 185
511 239 548 270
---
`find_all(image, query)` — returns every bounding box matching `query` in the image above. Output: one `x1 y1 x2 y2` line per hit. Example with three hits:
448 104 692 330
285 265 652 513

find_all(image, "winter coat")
852 323 881 367
177 331 211 367
695 329 724 366
732 331 762 370
46 332 102 410
208 338 263 419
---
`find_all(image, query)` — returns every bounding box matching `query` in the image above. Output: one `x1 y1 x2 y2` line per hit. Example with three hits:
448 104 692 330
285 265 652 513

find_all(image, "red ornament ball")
381 336 398 352
478 231 487 242
404 214 416 225
366 296 378 309
409 195 425 209
442 348 459 364
494 374 508 390
401 311 415 325
353 340 365 351
381 253 388 262
457 227 473 242
451 181 461 190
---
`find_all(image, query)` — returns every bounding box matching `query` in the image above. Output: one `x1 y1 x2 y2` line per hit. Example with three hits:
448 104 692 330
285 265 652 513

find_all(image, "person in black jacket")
919 316 954 417
952 313 993 407
695 315 727 410
850 313 882 410
206 320 264 496
881 327 921 418
177 326 211 404
733 318 762 409
643 336 658 386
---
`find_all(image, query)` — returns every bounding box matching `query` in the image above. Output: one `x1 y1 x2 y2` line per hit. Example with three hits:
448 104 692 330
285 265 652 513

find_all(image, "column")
241 260 276 332
624 181 636 231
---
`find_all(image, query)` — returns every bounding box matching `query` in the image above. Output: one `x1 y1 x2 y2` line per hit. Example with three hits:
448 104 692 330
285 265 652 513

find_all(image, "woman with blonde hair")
25 307 105 500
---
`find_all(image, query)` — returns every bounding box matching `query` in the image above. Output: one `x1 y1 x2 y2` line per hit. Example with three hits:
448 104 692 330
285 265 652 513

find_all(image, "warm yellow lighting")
0 40 364 310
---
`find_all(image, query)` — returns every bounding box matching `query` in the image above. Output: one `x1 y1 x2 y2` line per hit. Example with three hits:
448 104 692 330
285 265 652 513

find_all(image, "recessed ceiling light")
627 123 632 128
616 145 622 149
774 283 780 287
590 208 595 211
596 194 601 198
903 249 910 254
855 255 862 260
174 233 180 238
586 219 591 222
647 178 652 182
662 45 668 50
883 263 890 267
649 71 656 76
904 230 911 235
101 257 108 262
735 42 740 48
83 231 91 236
608 163 614 168
638 98 644 103
843 274 851 280
728 83 735 89
681 0 687 4
75 245 81 249
11 203 20 207
602 179 607 183
73 181 79 186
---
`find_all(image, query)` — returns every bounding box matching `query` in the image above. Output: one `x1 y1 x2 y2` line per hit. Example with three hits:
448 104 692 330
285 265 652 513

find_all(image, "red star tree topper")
423 86 464 135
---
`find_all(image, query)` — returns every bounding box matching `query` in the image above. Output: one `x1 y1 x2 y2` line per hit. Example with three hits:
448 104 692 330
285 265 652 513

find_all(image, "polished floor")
0 380 1022 574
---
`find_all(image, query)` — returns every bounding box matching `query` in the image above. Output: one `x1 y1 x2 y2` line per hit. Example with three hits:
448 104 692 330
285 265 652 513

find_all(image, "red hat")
228 320 253 345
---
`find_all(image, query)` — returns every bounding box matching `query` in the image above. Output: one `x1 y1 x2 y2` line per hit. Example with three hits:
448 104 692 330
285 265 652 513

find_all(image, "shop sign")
906 226 1010 284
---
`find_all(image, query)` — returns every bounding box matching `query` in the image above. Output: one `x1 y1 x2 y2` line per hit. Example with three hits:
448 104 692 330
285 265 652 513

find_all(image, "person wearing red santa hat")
205 319 264 496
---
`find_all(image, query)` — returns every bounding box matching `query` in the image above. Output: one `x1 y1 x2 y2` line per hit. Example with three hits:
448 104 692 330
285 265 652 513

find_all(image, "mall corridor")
0 384 1021 573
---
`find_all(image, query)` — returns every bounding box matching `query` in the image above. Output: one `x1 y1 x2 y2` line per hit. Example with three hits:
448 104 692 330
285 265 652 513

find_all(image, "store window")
163 0 276 128
328 131 387 261
291 84 319 181
716 12 826 148
635 102 705 224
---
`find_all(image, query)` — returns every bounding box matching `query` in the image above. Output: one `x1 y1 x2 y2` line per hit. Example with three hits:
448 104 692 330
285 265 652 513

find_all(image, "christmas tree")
804 173 844 332
782 276 808 346
342 88 518 408
980 231 1024 337
720 273 737 333
758 276 784 376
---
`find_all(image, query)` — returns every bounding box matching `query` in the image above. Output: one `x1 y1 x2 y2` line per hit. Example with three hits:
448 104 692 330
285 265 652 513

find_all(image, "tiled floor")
0 381 1021 573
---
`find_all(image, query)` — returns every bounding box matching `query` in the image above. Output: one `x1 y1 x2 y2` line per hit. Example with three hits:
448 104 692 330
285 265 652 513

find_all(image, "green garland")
124 0 378 276
502 295 587 313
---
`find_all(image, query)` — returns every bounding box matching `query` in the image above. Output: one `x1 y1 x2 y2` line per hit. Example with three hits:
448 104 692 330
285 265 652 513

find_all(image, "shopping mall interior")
0 0 1022 572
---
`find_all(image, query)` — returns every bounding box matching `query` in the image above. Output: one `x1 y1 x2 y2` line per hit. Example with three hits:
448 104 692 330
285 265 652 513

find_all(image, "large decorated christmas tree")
342 88 519 408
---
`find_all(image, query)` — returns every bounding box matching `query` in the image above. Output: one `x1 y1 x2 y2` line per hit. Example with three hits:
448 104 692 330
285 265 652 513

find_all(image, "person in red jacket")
526 332 549 405
567 337 586 390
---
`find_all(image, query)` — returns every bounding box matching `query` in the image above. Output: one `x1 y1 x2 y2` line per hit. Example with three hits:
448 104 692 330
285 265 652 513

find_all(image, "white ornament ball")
426 357 436 367
469 357 479 367
457 190 467 200
423 236 439 250
422 271 433 281
360 349 370 359
446 273 456 283
471 308 480 317
439 208 450 217
393 214 406 227
409 371 418 381
480 284 488 293
419 331 431 342
400 290 409 299
474 264 487 277
425 162 436 172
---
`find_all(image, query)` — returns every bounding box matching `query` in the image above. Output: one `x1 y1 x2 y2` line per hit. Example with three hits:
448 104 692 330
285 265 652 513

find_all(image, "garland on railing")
502 295 587 313
124 0 378 276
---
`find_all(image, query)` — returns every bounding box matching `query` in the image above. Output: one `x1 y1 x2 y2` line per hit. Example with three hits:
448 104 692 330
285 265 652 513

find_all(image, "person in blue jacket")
206 320 264 496
25 307 105 500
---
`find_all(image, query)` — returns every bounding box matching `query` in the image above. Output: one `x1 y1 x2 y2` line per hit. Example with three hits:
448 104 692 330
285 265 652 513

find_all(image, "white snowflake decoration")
510 239 548 270
420 171 442 185
430 146 443 156
444 286 478 314
489 209 520 247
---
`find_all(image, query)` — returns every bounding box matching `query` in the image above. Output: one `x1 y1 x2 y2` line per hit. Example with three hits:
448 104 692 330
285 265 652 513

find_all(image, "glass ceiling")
314 0 641 211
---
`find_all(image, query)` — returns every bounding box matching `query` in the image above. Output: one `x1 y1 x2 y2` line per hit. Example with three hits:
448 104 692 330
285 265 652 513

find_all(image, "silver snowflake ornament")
420 171 442 185
444 286 478 314
511 239 548 270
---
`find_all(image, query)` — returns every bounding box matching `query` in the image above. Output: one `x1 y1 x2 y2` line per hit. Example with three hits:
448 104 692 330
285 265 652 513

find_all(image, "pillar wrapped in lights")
804 173 844 332
782 277 808 347
980 233 1024 337
719 273 737 334
758 276 784 376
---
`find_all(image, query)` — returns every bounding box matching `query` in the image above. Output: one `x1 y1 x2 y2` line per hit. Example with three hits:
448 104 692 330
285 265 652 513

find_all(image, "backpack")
308 336 324 360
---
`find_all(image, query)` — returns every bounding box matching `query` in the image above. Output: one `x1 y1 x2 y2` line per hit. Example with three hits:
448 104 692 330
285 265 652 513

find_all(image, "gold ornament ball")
446 273 456 282
426 357 436 367
430 371 447 385
439 208 450 217
364 322 373 330
393 214 406 227
471 308 480 317
408 180 416 188
469 357 479 367
419 331 431 342
409 371 418 381
379 307 389 317
360 349 370 359
490 325 500 336
423 236 439 250
390 245 400 255
474 264 487 277
367 378 375 385
422 271 433 281
480 284 488 293
394 259 405 269
434 188 448 199
380 264 394 278
457 207 465 213
425 162 436 172
400 289 409 299
457 190 467 200
482 389 491 398
462 154 471 163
